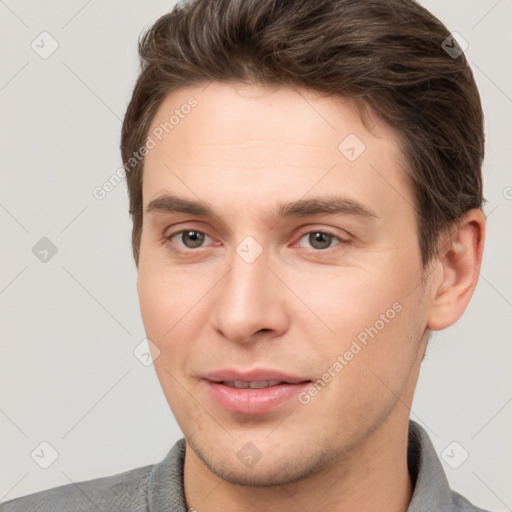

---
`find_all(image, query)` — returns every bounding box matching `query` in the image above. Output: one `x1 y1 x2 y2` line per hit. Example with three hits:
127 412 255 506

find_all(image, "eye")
165 228 349 254
167 229 213 250
296 230 348 251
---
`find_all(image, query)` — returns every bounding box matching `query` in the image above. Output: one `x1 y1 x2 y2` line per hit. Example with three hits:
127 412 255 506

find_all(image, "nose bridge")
212 239 286 343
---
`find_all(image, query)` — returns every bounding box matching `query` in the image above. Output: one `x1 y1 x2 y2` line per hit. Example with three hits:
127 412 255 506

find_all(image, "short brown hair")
121 0 485 267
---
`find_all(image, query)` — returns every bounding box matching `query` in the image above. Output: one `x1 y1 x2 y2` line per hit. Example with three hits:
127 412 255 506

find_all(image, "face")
137 82 433 486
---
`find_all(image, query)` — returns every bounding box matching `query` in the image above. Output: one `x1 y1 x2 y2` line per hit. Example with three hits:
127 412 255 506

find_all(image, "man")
1 0 491 510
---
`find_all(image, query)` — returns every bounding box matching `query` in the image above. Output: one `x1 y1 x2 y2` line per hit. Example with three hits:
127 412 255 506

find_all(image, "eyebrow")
145 193 378 221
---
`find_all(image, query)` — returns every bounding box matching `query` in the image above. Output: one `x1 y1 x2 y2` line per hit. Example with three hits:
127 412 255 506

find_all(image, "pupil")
310 232 331 249
184 231 204 248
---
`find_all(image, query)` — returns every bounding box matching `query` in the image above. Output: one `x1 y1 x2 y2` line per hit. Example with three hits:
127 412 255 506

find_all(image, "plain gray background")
0 0 511 509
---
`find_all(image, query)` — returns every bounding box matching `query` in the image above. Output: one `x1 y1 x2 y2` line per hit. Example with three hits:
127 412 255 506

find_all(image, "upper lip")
202 368 311 384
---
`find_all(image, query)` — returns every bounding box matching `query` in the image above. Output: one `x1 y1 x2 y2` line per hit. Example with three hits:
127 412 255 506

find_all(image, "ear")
426 209 486 331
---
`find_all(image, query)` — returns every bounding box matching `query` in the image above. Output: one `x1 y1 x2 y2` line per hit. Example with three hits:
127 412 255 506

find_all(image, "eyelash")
164 228 350 254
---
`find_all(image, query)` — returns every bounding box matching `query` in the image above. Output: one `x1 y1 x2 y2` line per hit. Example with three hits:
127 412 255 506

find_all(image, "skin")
136 82 485 512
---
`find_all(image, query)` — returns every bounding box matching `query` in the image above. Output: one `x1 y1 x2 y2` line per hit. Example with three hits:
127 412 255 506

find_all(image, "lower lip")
204 381 310 415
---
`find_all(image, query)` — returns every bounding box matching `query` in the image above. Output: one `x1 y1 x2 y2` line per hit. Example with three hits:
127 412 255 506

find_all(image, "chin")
187 435 336 487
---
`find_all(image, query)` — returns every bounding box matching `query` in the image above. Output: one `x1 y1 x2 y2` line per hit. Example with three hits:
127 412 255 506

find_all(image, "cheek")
136 260 213 364
137 248 198 333
301 263 424 381
302 285 423 434
300 268 399 334
137 274 169 339
137 268 195 408
137 263 187 363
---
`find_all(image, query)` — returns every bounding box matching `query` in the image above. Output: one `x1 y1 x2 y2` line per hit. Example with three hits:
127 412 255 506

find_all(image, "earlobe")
426 209 486 331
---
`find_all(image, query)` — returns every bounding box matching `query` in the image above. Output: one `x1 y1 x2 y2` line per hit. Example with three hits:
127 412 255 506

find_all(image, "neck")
183 412 413 512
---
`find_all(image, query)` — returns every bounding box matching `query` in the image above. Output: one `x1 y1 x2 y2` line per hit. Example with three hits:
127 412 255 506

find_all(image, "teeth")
223 380 283 389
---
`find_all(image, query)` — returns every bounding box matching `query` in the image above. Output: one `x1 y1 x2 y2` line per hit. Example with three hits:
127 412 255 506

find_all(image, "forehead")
147 82 399 155
142 82 413 218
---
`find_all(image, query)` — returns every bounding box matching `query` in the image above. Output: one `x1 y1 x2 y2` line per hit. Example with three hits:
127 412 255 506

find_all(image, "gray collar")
407 420 457 511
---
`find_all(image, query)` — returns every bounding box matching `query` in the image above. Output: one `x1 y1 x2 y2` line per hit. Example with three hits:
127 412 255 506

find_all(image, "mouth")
221 380 289 389
201 369 312 415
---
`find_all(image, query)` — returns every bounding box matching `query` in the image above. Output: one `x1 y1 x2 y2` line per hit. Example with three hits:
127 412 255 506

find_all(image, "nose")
211 245 289 344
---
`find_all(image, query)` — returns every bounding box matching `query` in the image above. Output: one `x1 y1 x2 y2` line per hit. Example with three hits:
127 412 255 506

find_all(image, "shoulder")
0 463 154 512
1 439 187 512
408 421 494 512
450 490 493 512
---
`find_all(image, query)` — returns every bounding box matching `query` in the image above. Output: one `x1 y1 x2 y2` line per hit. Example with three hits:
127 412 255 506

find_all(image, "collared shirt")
0 421 491 511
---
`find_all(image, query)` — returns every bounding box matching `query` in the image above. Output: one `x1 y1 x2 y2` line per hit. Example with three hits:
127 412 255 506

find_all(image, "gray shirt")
0 421 491 511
